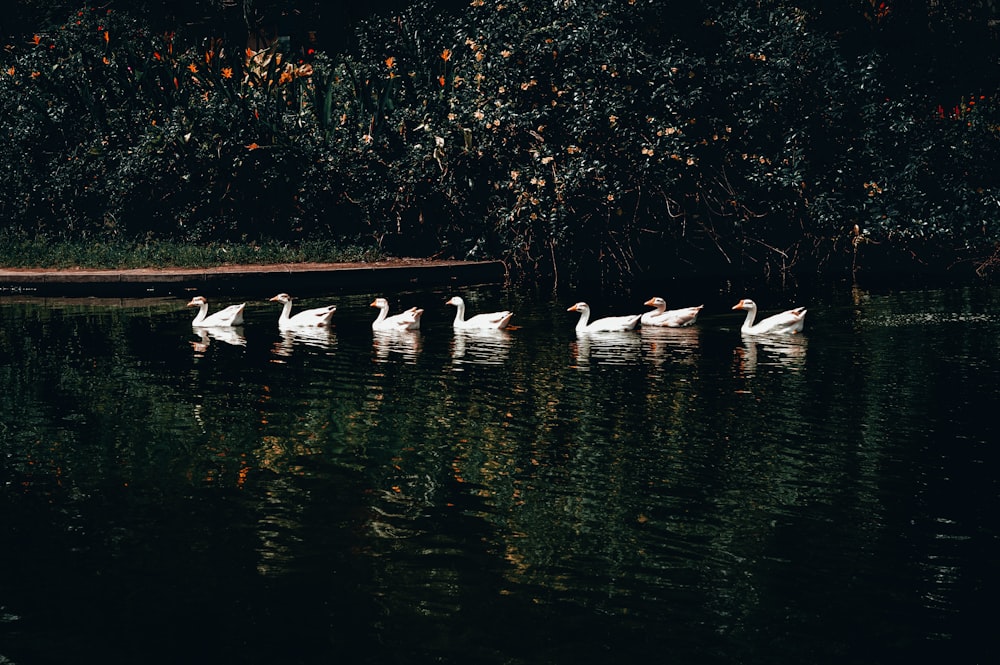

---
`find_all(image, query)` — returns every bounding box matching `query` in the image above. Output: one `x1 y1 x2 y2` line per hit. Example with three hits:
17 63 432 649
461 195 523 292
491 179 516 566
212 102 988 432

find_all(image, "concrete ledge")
0 259 508 296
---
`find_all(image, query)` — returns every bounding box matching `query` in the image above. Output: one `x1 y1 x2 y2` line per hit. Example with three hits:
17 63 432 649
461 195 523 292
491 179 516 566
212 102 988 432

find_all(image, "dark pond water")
1 281 997 664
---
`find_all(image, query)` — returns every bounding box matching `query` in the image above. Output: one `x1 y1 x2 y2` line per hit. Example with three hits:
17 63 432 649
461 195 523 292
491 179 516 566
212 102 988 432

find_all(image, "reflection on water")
373 329 422 363
734 333 808 377
1 285 999 664
640 326 700 366
570 330 641 368
450 328 512 367
271 327 337 357
191 325 247 353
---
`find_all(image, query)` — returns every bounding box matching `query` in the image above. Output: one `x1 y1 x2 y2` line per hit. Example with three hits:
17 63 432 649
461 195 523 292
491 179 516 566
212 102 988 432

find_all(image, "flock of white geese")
187 293 807 336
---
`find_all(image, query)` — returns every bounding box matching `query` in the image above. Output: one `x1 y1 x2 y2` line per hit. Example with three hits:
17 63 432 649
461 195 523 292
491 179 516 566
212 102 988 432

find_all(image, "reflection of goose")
269 293 336 329
572 330 642 367
641 297 703 328
373 329 422 362
445 296 513 330
736 334 808 376
193 326 247 347
187 296 245 327
451 328 511 366
641 326 700 366
272 327 336 357
371 297 423 331
732 299 806 335
567 302 641 333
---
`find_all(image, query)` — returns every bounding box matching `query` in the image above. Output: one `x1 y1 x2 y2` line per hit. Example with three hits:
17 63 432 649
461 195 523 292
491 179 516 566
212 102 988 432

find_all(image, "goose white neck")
451 300 466 325
574 307 591 331
740 303 758 333
192 302 209 325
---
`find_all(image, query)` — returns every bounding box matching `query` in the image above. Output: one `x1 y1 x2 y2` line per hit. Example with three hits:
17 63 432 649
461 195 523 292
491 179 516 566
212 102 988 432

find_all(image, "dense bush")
2 1 1000 282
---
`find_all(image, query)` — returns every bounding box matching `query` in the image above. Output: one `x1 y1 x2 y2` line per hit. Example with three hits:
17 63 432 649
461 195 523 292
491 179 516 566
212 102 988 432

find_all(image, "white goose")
567 302 641 333
370 297 423 331
732 299 806 335
187 296 245 327
269 293 336 329
445 296 513 330
641 297 703 328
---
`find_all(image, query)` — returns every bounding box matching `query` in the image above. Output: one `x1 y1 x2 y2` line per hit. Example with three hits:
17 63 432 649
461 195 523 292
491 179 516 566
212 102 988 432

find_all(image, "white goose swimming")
567 302 641 333
269 293 336 329
445 296 513 330
370 297 423 331
640 297 703 328
187 296 245 327
732 299 806 335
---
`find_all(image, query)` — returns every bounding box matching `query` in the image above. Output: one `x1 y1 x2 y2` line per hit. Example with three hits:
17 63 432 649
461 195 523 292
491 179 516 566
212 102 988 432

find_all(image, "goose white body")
269 293 336 329
446 296 513 330
371 297 423 331
567 302 641 333
732 299 806 335
640 297 703 328
187 296 245 327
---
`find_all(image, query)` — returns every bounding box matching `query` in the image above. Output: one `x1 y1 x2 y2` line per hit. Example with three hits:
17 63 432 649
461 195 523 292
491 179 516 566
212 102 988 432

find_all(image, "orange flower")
441 48 451 62
278 70 293 85
103 31 109 43
245 142 260 150
32 35 41 46
154 51 161 60
385 56 395 69
438 75 446 87
187 63 198 73
205 50 213 64
221 67 233 79
5 67 14 76
102 56 110 65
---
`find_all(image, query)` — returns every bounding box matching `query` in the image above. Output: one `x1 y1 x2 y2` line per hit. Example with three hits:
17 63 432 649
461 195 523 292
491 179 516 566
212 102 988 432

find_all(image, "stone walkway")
0 259 507 296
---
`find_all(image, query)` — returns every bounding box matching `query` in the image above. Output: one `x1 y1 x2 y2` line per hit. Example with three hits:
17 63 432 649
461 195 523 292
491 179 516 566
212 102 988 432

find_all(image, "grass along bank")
0 233 384 270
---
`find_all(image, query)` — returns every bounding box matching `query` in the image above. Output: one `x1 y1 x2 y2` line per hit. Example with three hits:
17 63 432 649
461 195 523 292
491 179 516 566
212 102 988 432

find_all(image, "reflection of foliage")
4 285 999 660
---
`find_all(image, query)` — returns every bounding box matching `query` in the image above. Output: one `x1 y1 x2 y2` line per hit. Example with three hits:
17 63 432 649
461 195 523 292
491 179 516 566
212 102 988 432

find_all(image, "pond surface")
1 281 997 664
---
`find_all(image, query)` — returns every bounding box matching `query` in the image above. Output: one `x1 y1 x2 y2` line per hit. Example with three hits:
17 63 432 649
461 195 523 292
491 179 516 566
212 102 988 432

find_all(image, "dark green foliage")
2 1 1000 281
